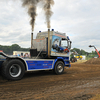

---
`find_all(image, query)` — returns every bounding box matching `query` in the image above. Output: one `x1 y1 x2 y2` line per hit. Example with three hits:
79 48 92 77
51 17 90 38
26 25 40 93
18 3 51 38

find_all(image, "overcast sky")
0 0 100 52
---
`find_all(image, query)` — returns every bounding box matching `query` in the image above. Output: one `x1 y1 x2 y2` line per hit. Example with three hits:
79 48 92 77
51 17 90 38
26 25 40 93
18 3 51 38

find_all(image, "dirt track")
0 63 100 100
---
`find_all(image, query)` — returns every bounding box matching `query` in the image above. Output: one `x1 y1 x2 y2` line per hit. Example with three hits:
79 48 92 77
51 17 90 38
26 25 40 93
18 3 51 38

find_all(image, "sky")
0 0 100 52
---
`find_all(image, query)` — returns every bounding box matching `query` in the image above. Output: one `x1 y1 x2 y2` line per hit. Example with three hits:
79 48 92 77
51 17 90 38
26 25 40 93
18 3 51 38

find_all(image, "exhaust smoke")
22 0 40 32
22 0 54 30
43 0 54 28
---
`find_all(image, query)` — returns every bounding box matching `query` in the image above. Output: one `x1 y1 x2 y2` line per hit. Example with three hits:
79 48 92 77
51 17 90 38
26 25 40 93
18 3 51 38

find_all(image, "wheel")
54 61 64 75
1 59 25 80
70 57 74 62
70 57 77 63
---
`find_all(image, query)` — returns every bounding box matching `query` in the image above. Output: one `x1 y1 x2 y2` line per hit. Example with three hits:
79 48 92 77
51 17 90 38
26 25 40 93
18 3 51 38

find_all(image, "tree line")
0 44 30 55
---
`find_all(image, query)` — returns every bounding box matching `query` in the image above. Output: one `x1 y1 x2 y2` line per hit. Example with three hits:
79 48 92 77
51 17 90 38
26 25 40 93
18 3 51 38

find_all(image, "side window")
61 40 68 47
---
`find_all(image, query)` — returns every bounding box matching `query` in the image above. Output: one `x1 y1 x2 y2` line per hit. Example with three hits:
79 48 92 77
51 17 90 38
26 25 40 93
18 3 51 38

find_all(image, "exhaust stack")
48 29 50 58
31 33 33 49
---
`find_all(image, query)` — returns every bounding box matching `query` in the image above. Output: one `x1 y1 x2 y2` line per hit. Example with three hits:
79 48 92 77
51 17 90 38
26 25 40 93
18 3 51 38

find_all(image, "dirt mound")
85 58 100 64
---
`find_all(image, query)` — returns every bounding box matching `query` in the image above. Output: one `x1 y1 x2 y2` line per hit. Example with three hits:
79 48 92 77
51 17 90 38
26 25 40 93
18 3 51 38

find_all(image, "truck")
0 29 72 80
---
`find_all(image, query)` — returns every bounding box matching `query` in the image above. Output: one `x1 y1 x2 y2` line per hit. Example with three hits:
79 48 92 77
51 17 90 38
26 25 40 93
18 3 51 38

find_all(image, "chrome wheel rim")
57 65 63 73
9 64 21 77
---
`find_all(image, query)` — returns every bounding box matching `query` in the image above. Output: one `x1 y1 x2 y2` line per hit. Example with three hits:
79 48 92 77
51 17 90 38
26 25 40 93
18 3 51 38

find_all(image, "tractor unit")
0 29 72 80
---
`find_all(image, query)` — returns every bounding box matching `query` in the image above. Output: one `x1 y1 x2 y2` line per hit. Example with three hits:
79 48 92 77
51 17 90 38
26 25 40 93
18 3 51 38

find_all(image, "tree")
0 44 30 55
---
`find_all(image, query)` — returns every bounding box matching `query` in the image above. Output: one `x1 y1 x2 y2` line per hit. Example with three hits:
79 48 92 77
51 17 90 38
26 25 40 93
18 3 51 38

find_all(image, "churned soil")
0 62 100 100
84 58 100 64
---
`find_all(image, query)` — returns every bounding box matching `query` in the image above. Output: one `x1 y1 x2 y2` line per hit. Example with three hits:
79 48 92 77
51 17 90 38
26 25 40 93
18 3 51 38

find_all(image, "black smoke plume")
43 0 54 28
22 0 40 32
22 0 54 31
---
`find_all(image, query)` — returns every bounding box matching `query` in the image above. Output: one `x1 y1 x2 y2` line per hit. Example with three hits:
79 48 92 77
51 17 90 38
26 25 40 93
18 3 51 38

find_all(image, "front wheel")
54 61 64 75
1 59 25 80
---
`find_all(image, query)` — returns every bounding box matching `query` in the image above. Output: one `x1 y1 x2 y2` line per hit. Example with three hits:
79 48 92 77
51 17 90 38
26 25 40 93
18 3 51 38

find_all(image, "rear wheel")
70 57 77 62
54 61 64 75
1 59 25 80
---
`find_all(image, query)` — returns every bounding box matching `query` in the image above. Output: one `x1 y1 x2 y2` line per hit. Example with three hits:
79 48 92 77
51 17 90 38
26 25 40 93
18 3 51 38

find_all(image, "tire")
70 57 74 62
70 57 77 63
1 59 25 80
0 66 1 75
54 61 64 75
